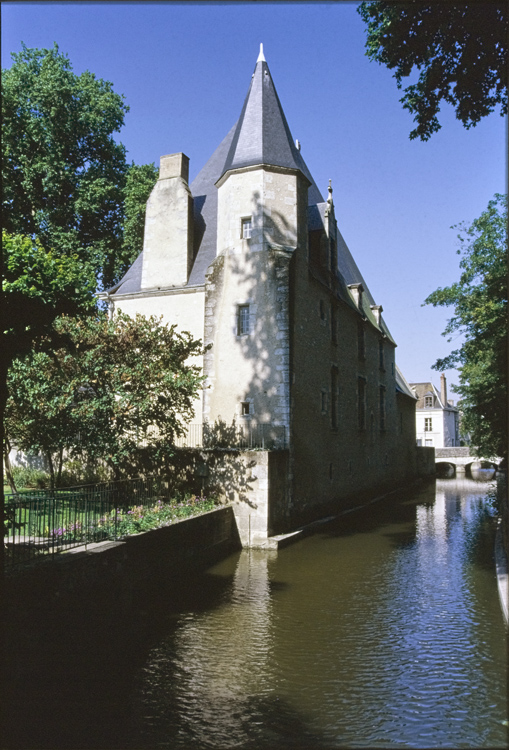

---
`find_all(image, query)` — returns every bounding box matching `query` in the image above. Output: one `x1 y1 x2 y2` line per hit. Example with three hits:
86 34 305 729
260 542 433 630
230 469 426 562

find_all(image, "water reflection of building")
142 550 275 747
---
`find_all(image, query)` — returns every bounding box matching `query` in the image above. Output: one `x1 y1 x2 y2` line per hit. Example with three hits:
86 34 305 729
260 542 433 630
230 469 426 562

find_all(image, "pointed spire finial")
257 43 266 63
327 179 333 202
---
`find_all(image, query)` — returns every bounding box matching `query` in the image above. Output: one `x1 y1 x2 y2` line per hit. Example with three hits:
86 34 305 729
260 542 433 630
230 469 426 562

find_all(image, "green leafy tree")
358 2 508 140
2 43 129 289
424 194 507 461
5 312 205 487
119 162 159 281
2 231 97 489
2 231 96 367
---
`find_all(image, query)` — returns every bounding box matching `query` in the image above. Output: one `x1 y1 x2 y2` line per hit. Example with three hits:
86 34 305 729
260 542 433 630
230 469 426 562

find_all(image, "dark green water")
5 477 507 749
129 478 507 749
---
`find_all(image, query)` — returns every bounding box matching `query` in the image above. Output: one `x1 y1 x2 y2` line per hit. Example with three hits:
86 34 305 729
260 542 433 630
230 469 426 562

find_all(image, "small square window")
241 218 252 239
237 305 250 335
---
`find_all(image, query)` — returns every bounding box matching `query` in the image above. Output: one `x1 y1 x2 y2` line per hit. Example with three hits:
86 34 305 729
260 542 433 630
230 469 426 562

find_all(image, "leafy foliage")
119 162 159 282
424 194 507 460
2 231 96 366
2 43 129 289
358 2 508 140
5 312 205 486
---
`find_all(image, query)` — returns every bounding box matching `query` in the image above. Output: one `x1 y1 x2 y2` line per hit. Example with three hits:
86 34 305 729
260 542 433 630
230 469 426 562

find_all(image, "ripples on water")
132 478 508 748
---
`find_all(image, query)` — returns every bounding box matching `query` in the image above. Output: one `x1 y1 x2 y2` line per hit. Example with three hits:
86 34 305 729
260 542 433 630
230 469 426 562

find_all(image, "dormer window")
241 217 252 239
424 396 433 408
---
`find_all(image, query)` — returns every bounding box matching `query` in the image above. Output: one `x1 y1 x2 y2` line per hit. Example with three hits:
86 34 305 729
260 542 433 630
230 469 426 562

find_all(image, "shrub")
11 466 50 489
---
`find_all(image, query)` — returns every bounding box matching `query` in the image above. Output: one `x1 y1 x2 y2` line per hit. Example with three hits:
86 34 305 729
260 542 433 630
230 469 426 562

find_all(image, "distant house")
410 375 460 448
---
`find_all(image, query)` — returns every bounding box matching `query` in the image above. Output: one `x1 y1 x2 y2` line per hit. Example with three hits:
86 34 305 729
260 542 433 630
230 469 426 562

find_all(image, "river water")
125 476 507 749
7 476 507 749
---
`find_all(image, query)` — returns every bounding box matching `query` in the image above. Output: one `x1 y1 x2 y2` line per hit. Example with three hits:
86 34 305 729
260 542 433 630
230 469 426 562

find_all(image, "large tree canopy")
424 194 507 461
2 43 129 289
2 231 96 369
5 312 205 487
118 162 159 283
358 2 508 140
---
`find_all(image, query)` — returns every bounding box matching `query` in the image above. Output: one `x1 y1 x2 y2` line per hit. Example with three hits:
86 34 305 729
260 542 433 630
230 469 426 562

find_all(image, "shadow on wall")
211 190 295 440
168 437 258 510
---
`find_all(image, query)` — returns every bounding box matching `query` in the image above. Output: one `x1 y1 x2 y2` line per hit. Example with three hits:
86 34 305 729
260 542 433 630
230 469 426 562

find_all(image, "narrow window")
319 299 326 321
237 305 250 335
357 322 365 360
379 340 384 370
424 417 432 431
331 367 339 429
241 217 252 239
358 377 366 430
321 390 327 414
241 402 250 416
379 386 386 430
331 304 337 345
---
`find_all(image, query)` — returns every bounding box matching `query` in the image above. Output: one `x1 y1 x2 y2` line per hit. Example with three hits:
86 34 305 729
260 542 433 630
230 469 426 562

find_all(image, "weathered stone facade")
100 47 420 546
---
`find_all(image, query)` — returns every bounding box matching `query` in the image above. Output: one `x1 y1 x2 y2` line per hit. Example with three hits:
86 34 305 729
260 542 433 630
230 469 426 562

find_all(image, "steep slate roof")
220 48 323 204
108 46 386 338
396 367 417 399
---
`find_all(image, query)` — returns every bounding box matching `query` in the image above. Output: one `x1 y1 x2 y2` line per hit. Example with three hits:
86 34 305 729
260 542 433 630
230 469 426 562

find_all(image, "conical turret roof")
219 47 313 182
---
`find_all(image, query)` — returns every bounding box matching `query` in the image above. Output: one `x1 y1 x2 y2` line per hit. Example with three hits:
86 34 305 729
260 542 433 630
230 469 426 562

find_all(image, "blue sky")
2 1 507 395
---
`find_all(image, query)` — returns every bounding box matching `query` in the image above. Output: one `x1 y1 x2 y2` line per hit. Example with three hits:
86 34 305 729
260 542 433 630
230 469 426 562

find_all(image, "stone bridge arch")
434 448 502 478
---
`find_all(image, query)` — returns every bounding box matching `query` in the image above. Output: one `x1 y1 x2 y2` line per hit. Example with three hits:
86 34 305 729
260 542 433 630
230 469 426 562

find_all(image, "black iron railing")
4 476 173 570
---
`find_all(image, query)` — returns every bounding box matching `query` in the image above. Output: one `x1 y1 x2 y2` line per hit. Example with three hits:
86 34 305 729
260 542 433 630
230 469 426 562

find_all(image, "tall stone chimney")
141 153 194 289
440 373 447 406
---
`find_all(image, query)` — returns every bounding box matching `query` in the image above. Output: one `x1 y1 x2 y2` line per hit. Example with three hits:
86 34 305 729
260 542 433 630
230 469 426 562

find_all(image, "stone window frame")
321 389 328 415
379 385 386 431
319 299 326 323
331 366 339 430
240 400 252 418
330 302 337 345
378 339 385 371
357 321 366 360
236 304 250 336
357 376 367 431
241 216 252 240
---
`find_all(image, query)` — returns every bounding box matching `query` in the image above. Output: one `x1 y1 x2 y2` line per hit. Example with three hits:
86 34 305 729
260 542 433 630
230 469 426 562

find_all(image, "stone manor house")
100 46 427 547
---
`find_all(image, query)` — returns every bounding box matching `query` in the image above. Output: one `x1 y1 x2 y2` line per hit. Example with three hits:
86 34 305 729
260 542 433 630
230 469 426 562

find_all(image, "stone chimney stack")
141 152 194 290
440 373 447 406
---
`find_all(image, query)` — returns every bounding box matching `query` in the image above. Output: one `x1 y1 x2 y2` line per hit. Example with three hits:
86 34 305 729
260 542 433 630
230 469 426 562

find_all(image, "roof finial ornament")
325 179 334 216
257 43 266 62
